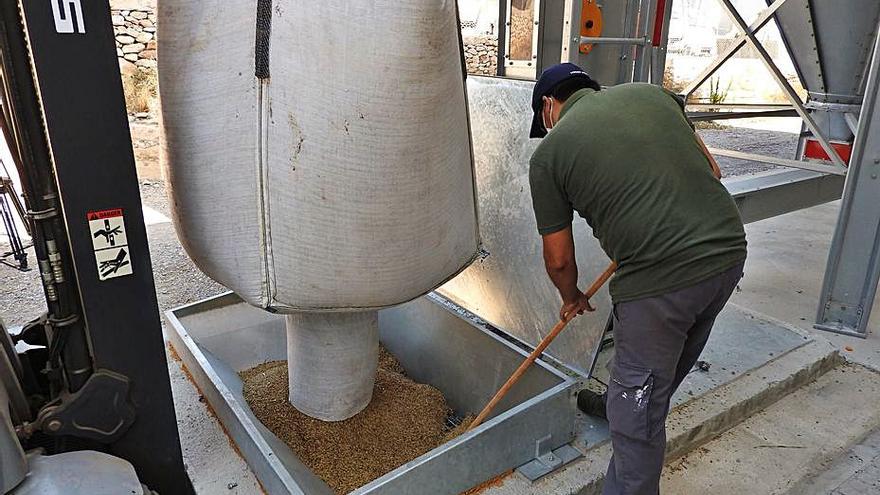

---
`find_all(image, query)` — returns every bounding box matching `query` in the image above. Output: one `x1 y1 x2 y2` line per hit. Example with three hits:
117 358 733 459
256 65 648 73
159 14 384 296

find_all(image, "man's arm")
542 226 594 320
694 132 723 180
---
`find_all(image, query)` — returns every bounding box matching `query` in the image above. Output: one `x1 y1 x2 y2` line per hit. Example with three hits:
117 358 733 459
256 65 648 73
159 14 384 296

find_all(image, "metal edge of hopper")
164 292 580 495
164 293 308 495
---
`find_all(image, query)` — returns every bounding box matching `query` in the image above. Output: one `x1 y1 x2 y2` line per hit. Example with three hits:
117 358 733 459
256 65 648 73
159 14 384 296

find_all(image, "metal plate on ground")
588 303 812 408
165 292 578 495
516 444 583 482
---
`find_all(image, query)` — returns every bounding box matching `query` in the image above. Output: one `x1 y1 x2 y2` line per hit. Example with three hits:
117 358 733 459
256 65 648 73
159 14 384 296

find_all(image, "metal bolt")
874 158 880 164
46 420 62 432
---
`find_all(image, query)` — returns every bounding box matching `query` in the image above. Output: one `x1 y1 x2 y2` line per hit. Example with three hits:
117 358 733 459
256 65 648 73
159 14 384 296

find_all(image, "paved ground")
2 123 878 493
662 363 880 494
796 427 880 495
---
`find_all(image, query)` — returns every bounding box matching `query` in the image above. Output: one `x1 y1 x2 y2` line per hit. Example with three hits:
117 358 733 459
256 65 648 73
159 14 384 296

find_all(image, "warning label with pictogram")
86 208 133 281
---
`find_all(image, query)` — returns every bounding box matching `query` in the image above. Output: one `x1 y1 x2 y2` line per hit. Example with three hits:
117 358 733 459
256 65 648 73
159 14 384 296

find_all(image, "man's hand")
560 291 595 321
542 227 596 320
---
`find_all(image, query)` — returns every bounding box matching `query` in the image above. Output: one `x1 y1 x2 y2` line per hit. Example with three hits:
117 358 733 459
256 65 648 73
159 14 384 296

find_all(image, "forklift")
0 1 192 492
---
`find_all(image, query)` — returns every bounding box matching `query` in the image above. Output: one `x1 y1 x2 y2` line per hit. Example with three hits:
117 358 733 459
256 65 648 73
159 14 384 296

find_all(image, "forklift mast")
0 1 192 492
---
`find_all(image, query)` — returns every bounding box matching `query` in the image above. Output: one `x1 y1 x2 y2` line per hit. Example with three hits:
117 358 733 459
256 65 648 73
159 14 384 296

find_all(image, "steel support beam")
816 25 880 338
688 108 798 121
650 0 675 84
579 36 650 45
845 113 860 135
717 0 848 172
708 148 847 175
725 169 844 224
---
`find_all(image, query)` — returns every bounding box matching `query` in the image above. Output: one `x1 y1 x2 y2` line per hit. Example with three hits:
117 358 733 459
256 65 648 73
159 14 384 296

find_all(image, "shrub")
123 68 157 115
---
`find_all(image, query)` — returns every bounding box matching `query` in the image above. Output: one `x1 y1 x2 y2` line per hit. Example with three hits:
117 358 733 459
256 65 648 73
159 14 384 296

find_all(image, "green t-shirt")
529 83 747 303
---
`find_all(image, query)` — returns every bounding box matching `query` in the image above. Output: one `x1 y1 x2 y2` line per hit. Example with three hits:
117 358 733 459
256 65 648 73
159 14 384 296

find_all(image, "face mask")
542 98 555 132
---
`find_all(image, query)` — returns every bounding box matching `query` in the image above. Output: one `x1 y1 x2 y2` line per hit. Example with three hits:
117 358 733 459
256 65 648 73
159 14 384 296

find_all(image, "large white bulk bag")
158 0 480 313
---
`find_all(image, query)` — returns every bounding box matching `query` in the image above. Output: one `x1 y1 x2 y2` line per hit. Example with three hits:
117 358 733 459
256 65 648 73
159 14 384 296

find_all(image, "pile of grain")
241 347 456 494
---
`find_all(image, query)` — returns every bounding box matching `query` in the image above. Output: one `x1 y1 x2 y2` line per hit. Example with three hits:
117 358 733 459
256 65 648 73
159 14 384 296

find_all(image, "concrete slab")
792 426 880 495
661 363 880 495
142 205 170 226
166 346 262 494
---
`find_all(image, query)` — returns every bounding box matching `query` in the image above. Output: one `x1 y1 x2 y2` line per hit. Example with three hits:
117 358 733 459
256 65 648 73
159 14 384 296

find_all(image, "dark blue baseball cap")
530 63 593 138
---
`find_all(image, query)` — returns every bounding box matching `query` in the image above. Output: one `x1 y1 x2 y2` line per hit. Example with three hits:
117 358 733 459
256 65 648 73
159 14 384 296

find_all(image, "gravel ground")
0 244 43 328
0 124 802 493
698 125 797 177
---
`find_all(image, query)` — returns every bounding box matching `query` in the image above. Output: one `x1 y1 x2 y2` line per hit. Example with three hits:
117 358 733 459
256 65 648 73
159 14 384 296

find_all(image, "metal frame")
725 169 845 224
559 0 582 65
503 0 543 78
677 0 849 176
816 23 880 338
688 108 797 121
709 148 846 176
682 0 790 98
0 175 28 270
13 1 193 491
717 0 847 172
165 292 579 495
497 0 509 76
650 0 675 84
499 0 674 84
556 0 668 84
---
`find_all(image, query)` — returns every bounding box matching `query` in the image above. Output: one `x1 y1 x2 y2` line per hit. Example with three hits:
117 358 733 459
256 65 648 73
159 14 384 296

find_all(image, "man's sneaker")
577 389 608 419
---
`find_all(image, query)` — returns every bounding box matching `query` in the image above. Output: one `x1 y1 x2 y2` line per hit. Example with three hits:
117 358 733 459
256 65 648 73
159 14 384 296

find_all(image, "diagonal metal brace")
716 0 849 172
683 0 793 99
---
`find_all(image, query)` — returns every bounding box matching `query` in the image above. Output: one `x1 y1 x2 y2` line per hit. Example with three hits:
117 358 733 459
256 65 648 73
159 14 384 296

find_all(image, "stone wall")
110 5 497 78
112 8 156 74
463 36 498 76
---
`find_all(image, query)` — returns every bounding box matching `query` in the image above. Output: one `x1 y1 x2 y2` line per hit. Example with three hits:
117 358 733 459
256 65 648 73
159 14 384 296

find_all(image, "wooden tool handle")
467 261 618 431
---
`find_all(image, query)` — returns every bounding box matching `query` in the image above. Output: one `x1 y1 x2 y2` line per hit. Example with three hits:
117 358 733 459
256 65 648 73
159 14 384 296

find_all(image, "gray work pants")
601 261 745 495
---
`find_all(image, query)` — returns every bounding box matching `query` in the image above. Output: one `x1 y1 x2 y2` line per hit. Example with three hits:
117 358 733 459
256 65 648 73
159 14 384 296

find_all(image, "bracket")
36 369 135 443
516 434 583 481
